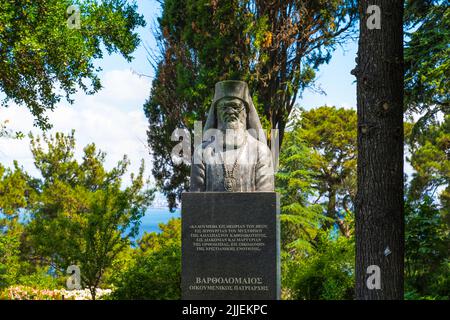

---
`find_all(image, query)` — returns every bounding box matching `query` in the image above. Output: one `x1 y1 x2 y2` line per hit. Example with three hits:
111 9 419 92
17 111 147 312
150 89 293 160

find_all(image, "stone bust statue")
190 80 274 192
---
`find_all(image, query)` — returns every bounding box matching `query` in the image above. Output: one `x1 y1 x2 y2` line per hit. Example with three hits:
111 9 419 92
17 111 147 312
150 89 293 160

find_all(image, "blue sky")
301 41 357 110
0 0 360 205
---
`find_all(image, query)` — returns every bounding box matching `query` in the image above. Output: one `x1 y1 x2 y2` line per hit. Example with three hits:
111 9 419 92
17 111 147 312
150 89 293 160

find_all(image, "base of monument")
181 192 280 300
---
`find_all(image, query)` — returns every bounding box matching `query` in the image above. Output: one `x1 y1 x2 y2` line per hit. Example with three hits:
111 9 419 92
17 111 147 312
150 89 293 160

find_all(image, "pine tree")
353 0 405 299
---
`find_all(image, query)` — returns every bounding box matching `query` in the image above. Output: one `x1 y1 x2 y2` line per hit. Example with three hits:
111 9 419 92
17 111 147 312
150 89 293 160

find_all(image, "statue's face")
216 97 246 130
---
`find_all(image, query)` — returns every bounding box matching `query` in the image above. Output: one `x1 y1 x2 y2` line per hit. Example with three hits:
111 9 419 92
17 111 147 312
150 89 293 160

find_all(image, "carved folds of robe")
190 134 274 191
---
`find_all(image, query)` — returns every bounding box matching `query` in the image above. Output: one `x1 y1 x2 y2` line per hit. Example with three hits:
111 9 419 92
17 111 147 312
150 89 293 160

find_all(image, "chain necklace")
218 133 248 191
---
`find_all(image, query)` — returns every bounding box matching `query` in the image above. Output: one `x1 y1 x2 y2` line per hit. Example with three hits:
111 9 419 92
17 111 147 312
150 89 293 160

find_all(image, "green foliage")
294 106 357 201
407 115 450 209
276 125 329 252
18 268 61 290
26 131 154 298
0 225 22 288
101 245 135 288
0 163 32 289
111 219 181 300
138 217 182 253
277 106 356 300
283 230 355 300
0 0 145 129
403 2 449 299
405 195 449 299
281 106 357 237
0 162 34 217
404 1 449 127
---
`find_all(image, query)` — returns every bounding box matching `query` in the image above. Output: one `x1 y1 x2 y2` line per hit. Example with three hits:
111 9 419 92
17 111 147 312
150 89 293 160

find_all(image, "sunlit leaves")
404 2 449 123
0 0 145 129
26 131 154 297
408 115 450 209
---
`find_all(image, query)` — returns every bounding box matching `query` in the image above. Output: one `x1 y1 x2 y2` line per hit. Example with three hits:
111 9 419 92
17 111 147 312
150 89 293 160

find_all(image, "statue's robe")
190 133 274 192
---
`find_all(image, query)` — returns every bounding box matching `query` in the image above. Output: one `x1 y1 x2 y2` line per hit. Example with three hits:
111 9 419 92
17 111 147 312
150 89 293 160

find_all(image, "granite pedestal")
181 192 280 300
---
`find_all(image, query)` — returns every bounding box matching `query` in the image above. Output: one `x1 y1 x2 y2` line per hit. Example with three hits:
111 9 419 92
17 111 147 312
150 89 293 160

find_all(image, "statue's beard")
222 127 247 149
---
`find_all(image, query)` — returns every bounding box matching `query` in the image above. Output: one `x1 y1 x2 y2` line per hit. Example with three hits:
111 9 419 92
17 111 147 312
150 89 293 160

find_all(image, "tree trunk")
324 188 337 231
353 0 404 299
90 286 97 300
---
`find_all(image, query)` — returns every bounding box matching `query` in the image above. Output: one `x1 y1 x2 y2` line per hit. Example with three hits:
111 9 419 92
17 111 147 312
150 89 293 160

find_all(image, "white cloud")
0 69 152 186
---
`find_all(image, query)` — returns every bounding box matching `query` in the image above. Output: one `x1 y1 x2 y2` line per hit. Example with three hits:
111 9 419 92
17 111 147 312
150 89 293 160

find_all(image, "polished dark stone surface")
181 192 280 300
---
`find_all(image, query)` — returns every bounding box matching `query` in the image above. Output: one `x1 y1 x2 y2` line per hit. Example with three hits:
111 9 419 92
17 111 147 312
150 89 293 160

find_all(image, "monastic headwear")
212 80 250 108
204 80 266 143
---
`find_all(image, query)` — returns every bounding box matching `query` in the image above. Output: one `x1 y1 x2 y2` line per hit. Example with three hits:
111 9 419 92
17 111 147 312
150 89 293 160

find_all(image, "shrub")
111 219 181 300
283 231 355 300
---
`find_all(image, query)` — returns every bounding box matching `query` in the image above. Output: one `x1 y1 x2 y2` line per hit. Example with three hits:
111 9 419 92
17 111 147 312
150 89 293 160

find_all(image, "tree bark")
353 0 405 299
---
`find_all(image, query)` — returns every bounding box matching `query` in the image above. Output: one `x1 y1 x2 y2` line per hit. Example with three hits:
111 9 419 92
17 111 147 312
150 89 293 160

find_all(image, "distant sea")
1 207 180 241
135 207 180 239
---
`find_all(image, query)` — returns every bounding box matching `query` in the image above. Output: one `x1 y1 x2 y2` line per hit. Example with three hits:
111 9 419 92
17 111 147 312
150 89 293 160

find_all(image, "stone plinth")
181 192 280 300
